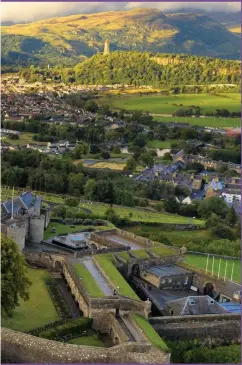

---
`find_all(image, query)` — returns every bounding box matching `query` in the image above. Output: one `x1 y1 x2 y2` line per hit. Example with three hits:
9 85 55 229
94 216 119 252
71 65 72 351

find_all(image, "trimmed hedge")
38 317 93 341
44 278 71 318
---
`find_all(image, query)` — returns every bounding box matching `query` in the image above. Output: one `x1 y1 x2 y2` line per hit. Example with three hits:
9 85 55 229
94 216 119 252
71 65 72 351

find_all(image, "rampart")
150 314 241 345
1 328 170 364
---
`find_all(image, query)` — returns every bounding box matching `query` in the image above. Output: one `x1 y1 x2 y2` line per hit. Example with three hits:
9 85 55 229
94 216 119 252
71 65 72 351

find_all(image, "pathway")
106 233 142 250
82 258 113 296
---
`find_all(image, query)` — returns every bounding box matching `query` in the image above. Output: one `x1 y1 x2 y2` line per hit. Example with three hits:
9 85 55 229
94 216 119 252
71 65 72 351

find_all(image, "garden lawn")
105 93 240 115
67 335 107 347
44 222 92 239
147 140 173 149
94 254 139 300
132 314 169 352
184 254 240 283
89 162 125 171
2 268 59 332
74 264 105 298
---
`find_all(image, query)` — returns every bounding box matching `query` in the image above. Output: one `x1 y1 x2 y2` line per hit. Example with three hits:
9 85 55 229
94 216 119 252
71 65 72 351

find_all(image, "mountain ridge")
1 7 241 67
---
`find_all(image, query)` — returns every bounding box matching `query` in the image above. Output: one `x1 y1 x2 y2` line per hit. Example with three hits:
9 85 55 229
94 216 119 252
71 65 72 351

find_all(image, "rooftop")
167 296 229 315
146 265 189 278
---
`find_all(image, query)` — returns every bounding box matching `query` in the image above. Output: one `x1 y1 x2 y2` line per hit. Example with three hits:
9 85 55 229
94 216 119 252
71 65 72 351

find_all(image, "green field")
94 254 140 300
106 93 241 114
147 140 173 149
125 225 213 247
67 335 107 347
74 263 105 298
79 201 205 226
184 254 240 283
155 115 240 128
2 132 46 146
2 268 59 331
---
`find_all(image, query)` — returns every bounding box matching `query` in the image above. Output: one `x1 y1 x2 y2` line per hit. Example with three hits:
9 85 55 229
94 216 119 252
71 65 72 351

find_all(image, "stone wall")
150 314 241 346
1 328 170 364
90 232 124 249
92 312 130 344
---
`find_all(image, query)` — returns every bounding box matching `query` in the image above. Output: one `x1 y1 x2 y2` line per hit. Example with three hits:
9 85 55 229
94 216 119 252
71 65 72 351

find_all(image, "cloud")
1 1 240 23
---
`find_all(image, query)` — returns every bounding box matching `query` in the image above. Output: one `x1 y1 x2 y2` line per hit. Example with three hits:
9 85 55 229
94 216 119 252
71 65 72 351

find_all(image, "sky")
1 2 241 24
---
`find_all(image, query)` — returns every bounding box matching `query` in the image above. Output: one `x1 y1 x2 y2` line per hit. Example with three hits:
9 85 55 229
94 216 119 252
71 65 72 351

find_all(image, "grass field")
147 140 173 149
184 254 240 283
67 335 107 347
74 264 105 298
89 162 125 171
2 133 46 146
79 201 205 226
2 268 59 332
125 225 214 247
94 254 140 300
1 186 205 226
132 314 169 351
155 115 240 128
105 93 241 114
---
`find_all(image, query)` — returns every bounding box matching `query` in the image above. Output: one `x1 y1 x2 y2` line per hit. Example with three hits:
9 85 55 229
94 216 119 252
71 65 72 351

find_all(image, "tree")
52 205 67 218
162 152 172 161
65 197 79 207
140 152 154 168
175 185 190 197
1 235 31 318
124 157 137 172
84 179 97 200
164 197 180 214
184 345 241 364
225 206 237 227
105 207 119 224
198 197 228 219
212 224 235 240
205 213 221 228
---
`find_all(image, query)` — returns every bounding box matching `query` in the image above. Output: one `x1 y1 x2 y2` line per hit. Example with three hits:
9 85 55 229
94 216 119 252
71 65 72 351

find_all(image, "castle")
1 190 50 251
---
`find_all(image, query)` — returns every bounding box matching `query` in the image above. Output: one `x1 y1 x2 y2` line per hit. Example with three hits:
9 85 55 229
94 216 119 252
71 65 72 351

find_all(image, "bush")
212 224 235 240
65 197 79 207
38 317 93 340
44 279 71 318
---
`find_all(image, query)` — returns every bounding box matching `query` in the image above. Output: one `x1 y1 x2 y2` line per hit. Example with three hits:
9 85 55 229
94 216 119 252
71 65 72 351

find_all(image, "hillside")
74 52 240 86
1 8 241 66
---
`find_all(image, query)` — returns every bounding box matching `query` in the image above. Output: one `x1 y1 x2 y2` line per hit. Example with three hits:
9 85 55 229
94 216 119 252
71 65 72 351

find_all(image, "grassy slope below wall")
94 254 140 300
74 263 105 298
132 314 169 352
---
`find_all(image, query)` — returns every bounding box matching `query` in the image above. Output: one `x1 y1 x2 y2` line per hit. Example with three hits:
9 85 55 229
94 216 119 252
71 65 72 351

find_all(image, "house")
164 295 230 316
221 188 241 204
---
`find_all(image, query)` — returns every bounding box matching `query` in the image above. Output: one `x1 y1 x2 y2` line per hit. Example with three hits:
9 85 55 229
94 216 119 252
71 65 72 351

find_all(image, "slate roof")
1 201 22 215
220 281 241 299
146 265 189 278
19 191 41 209
167 296 229 315
220 302 241 314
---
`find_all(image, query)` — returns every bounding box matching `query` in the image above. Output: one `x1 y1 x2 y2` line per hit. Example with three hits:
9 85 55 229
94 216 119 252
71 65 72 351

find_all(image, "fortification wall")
1 328 170 364
150 314 241 346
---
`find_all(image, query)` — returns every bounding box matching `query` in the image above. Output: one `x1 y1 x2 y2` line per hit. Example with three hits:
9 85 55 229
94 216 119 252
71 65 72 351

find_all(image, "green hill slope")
1 8 241 66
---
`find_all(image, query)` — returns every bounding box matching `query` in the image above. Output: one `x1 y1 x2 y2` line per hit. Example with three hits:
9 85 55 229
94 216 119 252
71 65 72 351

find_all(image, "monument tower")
103 40 110 55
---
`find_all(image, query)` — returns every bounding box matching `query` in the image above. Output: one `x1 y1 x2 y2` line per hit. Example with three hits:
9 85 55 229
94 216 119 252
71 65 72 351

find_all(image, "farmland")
104 93 240 114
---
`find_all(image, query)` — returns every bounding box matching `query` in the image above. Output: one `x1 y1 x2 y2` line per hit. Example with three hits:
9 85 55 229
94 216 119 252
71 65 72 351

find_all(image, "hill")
74 51 240 86
1 8 241 67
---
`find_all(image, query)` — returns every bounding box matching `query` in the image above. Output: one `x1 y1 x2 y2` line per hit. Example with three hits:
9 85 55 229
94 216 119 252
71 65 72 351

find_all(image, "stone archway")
203 282 216 298
54 261 63 272
131 264 140 277
91 243 97 250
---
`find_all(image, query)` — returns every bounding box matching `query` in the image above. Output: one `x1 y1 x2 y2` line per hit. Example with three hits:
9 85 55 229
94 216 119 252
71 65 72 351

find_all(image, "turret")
103 40 110 55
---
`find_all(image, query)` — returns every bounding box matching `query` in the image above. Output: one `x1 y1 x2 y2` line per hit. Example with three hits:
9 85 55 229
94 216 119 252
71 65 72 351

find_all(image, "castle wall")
150 314 241 346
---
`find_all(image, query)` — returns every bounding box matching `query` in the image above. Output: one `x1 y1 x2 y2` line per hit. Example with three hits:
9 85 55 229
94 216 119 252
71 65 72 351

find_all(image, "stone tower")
103 40 110 55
